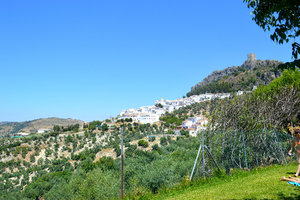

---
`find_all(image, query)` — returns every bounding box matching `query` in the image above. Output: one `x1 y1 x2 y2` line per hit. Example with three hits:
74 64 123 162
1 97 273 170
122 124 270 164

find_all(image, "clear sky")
0 0 293 122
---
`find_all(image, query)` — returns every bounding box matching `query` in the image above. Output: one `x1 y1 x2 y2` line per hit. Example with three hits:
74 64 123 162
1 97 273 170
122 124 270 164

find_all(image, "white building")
37 129 51 134
182 116 208 131
136 113 160 124
118 114 138 121
15 132 30 136
237 91 244 95
182 120 193 129
188 129 198 137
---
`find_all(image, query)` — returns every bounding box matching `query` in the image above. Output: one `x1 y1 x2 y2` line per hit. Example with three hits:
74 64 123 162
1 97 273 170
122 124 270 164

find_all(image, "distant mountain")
0 117 84 137
187 54 283 97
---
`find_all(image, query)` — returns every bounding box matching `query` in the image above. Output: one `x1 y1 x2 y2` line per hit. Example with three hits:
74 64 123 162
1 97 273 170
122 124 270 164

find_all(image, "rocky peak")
191 54 282 92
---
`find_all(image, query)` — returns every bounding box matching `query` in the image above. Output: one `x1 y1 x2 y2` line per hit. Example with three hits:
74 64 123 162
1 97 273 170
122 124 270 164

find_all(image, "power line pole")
121 126 124 200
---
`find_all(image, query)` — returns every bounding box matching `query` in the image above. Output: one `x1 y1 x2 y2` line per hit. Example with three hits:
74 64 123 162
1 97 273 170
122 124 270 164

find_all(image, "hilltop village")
118 93 232 124
116 93 232 136
10 93 241 138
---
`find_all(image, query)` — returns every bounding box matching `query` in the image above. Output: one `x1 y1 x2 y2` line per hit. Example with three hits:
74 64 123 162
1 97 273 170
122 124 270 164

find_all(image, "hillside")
0 122 183 199
0 117 84 137
187 54 282 97
0 119 292 199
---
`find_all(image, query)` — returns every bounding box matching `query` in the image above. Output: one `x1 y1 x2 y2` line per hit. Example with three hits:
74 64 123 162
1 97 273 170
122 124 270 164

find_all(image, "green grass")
152 163 300 200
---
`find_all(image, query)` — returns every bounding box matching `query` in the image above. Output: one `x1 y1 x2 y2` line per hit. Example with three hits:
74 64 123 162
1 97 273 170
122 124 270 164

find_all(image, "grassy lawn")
153 163 300 200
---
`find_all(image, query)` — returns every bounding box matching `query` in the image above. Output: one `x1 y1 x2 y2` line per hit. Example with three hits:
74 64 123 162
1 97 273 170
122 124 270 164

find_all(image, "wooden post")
121 127 124 200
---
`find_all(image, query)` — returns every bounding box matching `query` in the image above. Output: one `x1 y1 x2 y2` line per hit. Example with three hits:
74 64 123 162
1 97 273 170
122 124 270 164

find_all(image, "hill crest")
0 117 84 136
188 54 283 96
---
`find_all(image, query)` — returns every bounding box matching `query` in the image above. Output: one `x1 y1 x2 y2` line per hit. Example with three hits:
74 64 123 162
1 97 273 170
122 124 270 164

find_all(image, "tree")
88 120 102 130
53 125 61 132
71 124 80 132
101 123 109 132
244 0 300 69
209 69 300 130
105 119 112 123
30 154 35 163
160 137 168 146
155 103 163 108
138 140 149 148
152 144 159 151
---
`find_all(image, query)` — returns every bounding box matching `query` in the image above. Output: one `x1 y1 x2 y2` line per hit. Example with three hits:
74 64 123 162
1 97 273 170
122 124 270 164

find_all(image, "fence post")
241 130 248 169
190 141 202 181
202 131 205 178
204 145 222 173
273 130 287 165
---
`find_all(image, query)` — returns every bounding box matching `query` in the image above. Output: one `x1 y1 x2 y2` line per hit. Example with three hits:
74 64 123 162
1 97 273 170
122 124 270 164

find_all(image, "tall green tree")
244 0 300 69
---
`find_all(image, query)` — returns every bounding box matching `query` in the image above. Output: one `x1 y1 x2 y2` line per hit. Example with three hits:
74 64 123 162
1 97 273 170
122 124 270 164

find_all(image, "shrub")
45 149 52 157
160 137 168 146
30 155 35 163
37 158 44 165
93 157 116 171
138 140 149 148
148 136 156 142
152 144 159 151
114 146 121 157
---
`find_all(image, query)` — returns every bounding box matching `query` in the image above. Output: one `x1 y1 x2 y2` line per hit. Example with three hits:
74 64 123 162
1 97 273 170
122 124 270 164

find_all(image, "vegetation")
116 118 133 123
0 120 174 198
53 124 80 133
244 0 300 69
187 63 281 96
138 139 149 148
0 127 294 199
87 120 102 130
209 69 300 131
160 101 209 128
187 82 234 96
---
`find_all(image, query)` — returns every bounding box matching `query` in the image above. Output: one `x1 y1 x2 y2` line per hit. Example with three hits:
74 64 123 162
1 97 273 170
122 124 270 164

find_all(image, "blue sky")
0 0 293 122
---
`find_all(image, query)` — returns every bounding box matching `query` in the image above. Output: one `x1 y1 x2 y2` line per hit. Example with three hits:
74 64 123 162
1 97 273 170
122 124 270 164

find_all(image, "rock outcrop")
190 54 282 93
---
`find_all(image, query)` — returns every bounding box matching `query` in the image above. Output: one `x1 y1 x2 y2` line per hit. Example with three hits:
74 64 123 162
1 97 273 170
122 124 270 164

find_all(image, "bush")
30 155 35 163
23 161 31 168
125 144 137 157
37 158 44 165
152 144 159 151
114 146 121 157
23 170 72 199
148 136 156 142
93 157 116 171
45 149 52 157
138 140 149 148
75 169 119 199
160 137 168 146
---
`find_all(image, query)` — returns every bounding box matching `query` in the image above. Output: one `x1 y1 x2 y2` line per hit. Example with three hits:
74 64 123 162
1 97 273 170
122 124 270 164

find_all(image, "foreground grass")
152 163 300 200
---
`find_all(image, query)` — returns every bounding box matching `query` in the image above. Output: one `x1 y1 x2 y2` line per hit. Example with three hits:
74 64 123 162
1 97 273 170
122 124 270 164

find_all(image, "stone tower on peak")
247 53 256 62
241 53 257 69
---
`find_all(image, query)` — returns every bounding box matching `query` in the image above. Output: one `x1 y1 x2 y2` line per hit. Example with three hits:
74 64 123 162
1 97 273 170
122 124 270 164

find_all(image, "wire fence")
191 129 294 179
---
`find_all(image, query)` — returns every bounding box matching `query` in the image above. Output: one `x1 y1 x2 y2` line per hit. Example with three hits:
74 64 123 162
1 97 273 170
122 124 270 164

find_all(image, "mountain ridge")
0 117 84 137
